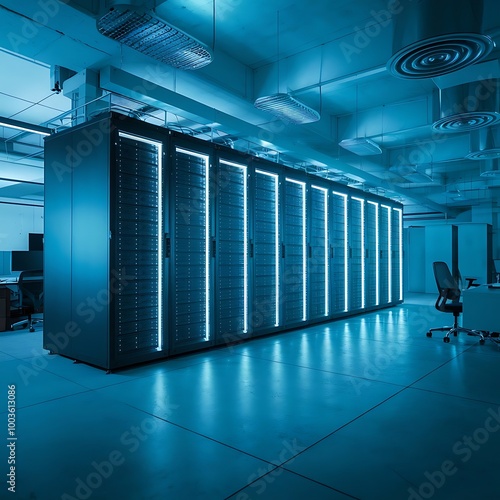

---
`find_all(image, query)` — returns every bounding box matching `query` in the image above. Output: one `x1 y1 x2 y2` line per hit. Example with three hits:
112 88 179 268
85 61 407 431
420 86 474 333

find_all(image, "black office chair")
426 261 485 344
10 270 43 332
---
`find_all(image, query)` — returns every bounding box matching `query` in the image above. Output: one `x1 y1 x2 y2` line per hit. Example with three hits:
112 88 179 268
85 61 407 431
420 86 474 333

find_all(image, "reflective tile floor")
1 294 500 499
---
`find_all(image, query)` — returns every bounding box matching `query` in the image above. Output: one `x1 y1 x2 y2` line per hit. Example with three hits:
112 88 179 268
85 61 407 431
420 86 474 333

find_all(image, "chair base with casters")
11 314 43 333
426 310 485 345
9 270 43 333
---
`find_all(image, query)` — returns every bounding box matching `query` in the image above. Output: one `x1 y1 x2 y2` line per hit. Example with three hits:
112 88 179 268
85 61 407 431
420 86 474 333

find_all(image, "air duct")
466 126 500 160
97 1 213 70
432 79 500 132
387 0 494 79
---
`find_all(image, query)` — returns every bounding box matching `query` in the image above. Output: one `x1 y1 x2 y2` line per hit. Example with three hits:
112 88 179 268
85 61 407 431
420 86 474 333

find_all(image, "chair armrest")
464 277 480 288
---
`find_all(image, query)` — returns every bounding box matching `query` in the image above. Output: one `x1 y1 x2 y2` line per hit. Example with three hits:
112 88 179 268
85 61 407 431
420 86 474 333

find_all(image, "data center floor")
1 294 499 499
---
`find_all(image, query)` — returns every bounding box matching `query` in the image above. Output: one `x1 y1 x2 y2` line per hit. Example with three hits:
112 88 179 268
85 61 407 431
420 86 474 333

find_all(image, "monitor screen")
494 260 500 274
29 233 44 251
11 251 43 272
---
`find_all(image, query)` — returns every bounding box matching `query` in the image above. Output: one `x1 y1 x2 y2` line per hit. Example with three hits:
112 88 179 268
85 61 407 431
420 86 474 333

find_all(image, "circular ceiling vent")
432 112 500 132
466 149 500 160
387 34 494 79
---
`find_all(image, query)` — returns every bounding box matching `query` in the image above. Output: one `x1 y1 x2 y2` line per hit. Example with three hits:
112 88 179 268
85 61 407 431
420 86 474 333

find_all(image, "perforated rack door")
392 208 403 303
350 197 365 311
114 132 162 359
283 178 307 325
215 159 248 342
365 201 379 308
253 169 280 331
172 147 211 349
309 186 329 319
331 192 348 314
379 205 391 305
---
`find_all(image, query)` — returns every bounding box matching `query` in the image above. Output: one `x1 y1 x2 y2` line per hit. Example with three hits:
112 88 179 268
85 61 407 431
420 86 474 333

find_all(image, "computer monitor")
494 260 500 274
11 251 43 272
29 233 44 251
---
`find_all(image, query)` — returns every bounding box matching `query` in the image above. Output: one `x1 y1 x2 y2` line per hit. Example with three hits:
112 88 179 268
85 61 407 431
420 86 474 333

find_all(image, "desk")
462 285 500 333
0 277 18 332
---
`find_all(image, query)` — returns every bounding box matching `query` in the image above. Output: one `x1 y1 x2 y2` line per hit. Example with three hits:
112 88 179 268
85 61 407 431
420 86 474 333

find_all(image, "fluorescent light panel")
0 116 51 136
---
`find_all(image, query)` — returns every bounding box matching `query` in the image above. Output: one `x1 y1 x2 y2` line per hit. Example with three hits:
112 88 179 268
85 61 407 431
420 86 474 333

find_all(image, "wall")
0 204 44 251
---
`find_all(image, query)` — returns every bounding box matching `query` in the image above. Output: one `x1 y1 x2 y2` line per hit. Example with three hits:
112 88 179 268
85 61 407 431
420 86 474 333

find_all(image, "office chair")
10 270 43 333
455 268 480 290
426 261 485 344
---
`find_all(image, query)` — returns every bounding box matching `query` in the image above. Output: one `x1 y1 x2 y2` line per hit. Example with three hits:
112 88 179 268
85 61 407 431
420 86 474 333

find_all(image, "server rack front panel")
215 159 249 344
171 147 212 352
309 185 329 320
283 177 307 326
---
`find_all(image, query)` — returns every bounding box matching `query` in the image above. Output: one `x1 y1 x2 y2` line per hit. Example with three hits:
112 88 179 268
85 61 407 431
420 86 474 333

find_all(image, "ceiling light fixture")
339 138 382 156
0 116 51 136
387 0 494 79
254 94 320 124
97 2 213 70
253 11 320 125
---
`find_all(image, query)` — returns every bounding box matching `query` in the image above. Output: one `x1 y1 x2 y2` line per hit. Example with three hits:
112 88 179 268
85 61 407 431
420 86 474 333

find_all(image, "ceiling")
1 0 500 218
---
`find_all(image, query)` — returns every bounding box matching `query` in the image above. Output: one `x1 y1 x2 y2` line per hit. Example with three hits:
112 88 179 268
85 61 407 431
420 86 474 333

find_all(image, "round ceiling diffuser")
388 34 493 79
466 126 500 159
387 0 494 79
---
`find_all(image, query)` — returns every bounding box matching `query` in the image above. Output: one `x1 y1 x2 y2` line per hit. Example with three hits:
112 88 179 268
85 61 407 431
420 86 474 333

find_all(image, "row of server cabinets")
44 114 403 370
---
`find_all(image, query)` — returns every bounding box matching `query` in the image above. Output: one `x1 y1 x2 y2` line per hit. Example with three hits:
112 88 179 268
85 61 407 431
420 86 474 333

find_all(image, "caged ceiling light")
253 10 320 125
97 2 213 70
254 94 320 125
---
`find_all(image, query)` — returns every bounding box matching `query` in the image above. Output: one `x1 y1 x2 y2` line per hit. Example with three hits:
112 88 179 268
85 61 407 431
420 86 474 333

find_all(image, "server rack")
308 184 329 320
283 177 307 326
44 115 166 369
44 113 403 370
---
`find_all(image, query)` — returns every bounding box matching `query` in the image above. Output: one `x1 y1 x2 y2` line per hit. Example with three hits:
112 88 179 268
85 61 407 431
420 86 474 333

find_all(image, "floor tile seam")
271 385 411 470
224 467 361 500
7 388 94 412
115 403 282 467
406 385 500 407
234 352 408 388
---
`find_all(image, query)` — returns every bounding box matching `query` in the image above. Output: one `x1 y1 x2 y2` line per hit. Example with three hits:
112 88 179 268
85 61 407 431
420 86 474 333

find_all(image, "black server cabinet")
169 144 213 353
283 177 307 326
214 157 249 344
252 167 281 334
308 184 329 320
379 204 391 306
331 191 348 314
365 201 379 309
391 207 403 304
349 196 365 311
44 115 165 370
